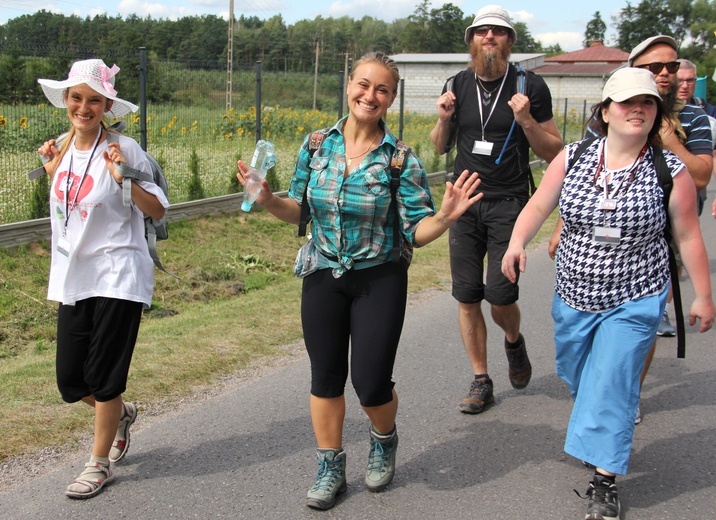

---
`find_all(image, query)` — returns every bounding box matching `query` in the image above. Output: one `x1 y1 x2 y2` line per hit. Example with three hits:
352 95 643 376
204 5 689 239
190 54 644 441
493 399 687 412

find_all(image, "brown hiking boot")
505 334 531 389
458 376 494 414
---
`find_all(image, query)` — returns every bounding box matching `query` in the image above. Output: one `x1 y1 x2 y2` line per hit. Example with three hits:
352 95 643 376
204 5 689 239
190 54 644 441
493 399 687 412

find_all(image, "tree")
512 22 540 53
614 0 692 52
584 11 607 47
398 0 432 52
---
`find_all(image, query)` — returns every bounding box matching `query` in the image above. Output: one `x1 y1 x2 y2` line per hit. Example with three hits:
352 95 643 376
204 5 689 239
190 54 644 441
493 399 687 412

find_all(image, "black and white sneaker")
577 474 621 520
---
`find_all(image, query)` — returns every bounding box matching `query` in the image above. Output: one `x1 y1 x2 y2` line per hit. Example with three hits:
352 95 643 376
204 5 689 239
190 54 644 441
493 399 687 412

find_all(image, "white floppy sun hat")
38 59 138 118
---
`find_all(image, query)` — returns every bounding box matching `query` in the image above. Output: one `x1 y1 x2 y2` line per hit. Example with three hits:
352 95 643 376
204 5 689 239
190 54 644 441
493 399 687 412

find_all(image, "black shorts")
301 262 407 407
56 297 143 403
449 197 525 305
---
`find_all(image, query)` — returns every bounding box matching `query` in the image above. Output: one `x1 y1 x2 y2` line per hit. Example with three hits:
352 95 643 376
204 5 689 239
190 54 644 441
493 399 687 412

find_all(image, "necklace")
476 77 499 106
346 131 380 166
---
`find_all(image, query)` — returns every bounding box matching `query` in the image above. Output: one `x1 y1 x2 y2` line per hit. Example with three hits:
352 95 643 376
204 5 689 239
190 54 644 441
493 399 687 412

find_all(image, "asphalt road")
1 198 715 520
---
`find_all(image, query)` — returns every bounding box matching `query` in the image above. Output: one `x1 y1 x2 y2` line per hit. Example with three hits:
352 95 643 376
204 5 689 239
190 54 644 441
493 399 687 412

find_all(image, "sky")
0 0 629 52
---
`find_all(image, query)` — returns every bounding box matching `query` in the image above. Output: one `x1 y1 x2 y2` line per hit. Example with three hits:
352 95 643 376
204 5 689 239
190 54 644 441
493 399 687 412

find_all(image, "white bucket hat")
602 67 661 102
464 5 516 45
38 59 138 118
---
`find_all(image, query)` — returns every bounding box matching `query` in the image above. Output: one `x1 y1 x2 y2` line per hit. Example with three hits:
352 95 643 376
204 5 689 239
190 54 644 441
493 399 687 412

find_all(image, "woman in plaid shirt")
237 52 482 510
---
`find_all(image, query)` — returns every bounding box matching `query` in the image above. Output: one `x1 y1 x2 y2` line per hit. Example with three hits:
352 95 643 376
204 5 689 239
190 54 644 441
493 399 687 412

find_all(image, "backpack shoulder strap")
515 64 527 94
107 131 155 207
298 130 328 237
566 137 598 174
389 141 411 263
652 146 685 357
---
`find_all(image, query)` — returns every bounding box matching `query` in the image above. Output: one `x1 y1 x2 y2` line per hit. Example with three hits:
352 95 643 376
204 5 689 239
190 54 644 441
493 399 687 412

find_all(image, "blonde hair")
350 52 400 93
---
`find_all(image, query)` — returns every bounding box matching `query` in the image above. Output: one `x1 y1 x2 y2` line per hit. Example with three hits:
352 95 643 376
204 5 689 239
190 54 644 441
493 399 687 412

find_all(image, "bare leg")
81 395 123 458
362 389 398 434
458 301 488 375
491 303 521 343
310 395 346 449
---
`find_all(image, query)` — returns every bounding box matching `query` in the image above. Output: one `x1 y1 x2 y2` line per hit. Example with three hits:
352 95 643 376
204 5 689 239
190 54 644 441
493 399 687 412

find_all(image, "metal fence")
1 47 589 226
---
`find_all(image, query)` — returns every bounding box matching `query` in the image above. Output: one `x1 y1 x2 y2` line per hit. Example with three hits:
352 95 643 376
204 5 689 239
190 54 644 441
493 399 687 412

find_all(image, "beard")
469 40 511 78
659 81 678 112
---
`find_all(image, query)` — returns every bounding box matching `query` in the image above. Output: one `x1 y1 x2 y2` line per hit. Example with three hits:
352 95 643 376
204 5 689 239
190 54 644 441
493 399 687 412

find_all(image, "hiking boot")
458 376 494 414
306 449 347 510
505 334 532 389
65 460 115 499
657 310 676 337
109 402 137 463
365 426 398 492
577 474 621 520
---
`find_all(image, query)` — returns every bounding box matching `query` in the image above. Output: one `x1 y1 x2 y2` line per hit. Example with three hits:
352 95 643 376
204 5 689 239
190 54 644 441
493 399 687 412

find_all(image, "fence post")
561 98 568 143
255 60 262 142
581 99 588 139
139 47 147 151
337 70 344 120
398 78 405 141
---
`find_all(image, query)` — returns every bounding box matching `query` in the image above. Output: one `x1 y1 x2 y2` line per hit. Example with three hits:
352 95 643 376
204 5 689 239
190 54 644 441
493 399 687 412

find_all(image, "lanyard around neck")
64 127 103 234
475 69 509 141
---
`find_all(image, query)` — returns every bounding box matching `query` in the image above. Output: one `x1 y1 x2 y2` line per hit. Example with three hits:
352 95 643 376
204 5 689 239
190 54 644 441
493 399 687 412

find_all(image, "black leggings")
301 262 408 407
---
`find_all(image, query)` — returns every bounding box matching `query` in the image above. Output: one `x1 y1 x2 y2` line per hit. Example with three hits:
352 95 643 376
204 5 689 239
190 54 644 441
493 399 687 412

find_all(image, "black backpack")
298 129 411 265
567 138 685 357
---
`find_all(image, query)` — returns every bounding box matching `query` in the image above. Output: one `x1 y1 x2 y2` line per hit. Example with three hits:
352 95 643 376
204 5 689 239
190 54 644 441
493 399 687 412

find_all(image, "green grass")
0 175 558 462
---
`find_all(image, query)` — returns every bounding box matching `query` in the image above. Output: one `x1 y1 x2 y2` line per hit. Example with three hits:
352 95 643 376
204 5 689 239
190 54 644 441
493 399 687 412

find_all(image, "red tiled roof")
546 42 629 64
532 63 623 75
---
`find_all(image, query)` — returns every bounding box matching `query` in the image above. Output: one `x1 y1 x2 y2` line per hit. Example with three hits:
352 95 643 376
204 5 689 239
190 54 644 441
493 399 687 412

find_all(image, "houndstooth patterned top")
555 137 684 313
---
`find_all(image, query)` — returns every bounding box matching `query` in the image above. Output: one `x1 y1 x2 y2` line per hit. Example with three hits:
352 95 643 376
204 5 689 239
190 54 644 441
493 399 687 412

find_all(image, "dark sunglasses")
473 25 509 37
635 61 680 74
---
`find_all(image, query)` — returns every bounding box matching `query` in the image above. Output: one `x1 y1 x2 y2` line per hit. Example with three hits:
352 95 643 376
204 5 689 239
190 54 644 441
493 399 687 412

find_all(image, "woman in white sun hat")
502 67 713 519
36 58 168 499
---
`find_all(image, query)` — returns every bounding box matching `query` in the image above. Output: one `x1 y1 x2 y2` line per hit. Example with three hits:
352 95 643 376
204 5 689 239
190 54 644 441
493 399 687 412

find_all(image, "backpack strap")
298 130 327 237
106 132 156 207
653 146 685 357
388 141 411 263
566 137 598 173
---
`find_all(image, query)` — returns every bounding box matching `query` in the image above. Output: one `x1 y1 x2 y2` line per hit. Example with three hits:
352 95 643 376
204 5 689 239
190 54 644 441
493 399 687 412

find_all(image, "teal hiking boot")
365 425 398 492
306 449 347 510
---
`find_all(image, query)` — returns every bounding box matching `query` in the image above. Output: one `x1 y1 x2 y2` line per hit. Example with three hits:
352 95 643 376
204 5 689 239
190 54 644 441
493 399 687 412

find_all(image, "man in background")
629 36 713 422
430 5 562 415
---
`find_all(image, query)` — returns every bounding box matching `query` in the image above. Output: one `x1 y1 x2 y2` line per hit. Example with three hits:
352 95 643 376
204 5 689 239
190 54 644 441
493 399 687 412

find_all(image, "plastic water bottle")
241 140 278 212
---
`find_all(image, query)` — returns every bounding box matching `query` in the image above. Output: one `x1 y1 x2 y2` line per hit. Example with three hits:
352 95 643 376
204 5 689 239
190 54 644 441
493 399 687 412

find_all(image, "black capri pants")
56 297 143 403
301 261 408 407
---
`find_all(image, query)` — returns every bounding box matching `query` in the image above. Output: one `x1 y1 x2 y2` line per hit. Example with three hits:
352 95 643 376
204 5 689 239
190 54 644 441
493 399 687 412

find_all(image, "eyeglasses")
473 25 509 38
679 77 697 85
635 61 680 75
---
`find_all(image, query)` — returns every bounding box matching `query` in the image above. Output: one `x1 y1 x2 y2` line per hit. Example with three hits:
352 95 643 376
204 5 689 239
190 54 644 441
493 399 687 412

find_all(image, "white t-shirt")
48 132 169 307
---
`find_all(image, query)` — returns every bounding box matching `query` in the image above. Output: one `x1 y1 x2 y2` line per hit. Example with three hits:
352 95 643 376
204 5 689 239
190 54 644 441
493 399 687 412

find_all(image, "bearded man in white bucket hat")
430 5 562 415
36 58 168 499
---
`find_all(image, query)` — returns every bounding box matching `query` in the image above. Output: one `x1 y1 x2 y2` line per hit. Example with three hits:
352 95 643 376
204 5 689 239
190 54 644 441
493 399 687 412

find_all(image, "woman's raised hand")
438 169 482 222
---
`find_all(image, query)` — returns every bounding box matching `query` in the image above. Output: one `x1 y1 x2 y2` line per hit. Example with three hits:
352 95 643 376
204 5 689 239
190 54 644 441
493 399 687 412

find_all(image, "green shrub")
187 148 205 201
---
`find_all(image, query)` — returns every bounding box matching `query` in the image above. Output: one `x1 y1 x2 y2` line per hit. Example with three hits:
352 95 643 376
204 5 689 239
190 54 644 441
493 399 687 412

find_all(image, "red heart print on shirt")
54 170 95 208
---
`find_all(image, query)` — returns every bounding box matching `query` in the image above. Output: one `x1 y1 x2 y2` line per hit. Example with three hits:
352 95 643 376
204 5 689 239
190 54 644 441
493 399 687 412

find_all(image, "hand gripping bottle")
241 140 278 212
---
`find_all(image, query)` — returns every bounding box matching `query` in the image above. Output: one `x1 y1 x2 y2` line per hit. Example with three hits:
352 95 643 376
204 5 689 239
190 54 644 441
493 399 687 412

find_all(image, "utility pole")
226 0 234 111
312 39 319 110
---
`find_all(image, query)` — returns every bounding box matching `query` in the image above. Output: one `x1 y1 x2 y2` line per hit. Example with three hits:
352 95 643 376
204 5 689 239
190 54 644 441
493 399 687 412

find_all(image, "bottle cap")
241 200 253 212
